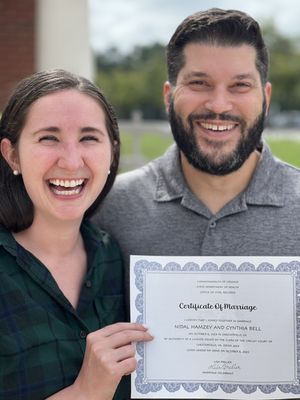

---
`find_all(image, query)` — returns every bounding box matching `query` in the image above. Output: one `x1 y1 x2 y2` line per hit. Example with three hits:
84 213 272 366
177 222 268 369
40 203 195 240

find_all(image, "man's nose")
203 87 233 115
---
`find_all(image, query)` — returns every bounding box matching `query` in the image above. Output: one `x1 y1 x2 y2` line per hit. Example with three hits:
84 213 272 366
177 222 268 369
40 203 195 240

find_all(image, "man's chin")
184 148 242 175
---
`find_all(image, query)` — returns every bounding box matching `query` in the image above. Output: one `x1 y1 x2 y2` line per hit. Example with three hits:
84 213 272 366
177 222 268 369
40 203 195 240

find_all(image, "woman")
0 69 152 399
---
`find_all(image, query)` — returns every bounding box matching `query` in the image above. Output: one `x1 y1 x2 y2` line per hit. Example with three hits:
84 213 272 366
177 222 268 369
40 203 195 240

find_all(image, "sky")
88 0 300 54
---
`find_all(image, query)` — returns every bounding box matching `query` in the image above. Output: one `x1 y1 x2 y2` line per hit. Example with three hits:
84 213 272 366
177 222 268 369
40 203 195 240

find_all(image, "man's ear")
163 81 172 113
264 82 272 115
0 138 20 172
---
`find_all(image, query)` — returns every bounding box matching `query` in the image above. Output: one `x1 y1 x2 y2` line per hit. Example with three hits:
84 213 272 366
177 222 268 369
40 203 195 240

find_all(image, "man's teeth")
200 122 234 131
49 179 84 188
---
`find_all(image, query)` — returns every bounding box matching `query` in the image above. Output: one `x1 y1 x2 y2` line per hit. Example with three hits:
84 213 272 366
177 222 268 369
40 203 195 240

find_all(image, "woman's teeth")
49 179 84 187
48 179 85 196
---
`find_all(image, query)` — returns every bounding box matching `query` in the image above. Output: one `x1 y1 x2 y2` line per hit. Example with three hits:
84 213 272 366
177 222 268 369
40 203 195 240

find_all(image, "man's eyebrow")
234 73 257 81
183 71 209 79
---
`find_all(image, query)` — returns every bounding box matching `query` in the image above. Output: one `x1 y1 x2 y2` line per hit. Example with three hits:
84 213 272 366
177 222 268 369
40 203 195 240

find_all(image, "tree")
95 24 300 119
95 43 166 119
263 21 300 111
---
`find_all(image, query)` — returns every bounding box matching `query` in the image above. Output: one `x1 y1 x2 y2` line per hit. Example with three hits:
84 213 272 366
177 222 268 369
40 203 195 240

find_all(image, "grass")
120 132 172 159
119 132 300 170
266 138 300 167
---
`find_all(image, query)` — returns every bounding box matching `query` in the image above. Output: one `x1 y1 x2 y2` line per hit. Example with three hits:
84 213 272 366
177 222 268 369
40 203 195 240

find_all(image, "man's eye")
188 80 210 90
234 82 251 89
189 80 205 86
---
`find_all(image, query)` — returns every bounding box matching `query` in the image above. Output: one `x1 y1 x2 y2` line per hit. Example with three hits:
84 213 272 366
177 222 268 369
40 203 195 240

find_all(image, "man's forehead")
182 42 257 58
179 43 259 77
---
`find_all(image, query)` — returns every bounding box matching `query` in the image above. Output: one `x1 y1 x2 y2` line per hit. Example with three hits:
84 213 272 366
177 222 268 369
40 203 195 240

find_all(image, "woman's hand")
72 322 153 400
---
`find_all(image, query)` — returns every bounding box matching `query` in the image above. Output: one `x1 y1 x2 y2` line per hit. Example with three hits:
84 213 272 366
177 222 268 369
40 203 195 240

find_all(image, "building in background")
0 0 93 110
0 0 35 110
36 0 93 79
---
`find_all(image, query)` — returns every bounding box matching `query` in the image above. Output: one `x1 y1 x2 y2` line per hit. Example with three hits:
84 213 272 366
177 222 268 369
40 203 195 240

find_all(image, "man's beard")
168 100 266 175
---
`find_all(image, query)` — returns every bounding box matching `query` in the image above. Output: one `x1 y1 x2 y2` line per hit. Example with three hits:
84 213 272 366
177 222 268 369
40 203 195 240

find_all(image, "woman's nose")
57 143 84 170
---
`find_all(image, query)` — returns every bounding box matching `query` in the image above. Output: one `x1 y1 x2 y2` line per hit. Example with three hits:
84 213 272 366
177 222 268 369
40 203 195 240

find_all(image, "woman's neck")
13 217 83 258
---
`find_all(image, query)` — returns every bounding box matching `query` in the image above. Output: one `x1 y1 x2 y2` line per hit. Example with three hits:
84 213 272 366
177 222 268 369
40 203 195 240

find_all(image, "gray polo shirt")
97 143 300 268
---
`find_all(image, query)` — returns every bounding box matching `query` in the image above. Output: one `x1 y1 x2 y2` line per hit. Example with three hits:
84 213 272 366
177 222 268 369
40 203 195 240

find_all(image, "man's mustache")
188 112 242 124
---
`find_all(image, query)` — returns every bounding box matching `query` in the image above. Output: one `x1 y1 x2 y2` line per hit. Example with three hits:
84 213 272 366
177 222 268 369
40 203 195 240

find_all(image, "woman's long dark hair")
0 69 120 232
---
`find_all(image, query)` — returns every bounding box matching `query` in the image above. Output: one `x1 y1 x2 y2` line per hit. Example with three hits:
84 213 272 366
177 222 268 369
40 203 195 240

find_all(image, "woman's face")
9 89 112 225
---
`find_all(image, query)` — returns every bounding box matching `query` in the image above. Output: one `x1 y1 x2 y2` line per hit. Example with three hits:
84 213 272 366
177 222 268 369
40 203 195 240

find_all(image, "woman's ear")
111 139 118 163
1 138 20 172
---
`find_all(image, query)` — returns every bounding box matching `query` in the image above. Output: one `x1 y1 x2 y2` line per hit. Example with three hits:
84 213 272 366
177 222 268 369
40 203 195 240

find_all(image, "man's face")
164 43 272 175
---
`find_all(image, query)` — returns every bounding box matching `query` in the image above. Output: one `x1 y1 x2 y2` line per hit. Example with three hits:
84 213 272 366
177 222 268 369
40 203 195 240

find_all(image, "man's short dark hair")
167 8 269 85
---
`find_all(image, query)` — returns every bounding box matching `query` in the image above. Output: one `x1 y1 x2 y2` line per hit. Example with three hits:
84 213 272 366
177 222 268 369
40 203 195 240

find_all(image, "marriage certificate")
130 256 300 399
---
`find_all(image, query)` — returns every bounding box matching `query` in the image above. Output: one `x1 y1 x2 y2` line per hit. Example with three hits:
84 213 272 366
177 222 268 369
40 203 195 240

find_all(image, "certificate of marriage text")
130 256 300 399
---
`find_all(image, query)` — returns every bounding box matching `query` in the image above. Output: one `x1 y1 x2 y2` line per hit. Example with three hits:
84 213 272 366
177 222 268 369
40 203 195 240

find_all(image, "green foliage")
262 21 300 111
95 21 300 119
95 43 166 119
270 54 300 111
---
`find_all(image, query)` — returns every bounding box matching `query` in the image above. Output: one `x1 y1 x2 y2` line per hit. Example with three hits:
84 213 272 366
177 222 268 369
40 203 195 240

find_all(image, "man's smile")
199 122 236 132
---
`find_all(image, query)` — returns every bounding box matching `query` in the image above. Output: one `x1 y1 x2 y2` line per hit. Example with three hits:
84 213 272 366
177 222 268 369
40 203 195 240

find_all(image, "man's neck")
181 150 261 215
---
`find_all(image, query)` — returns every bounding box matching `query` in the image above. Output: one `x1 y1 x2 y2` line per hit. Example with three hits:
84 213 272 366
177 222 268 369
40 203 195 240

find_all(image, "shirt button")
85 280 92 288
80 330 87 339
209 221 217 228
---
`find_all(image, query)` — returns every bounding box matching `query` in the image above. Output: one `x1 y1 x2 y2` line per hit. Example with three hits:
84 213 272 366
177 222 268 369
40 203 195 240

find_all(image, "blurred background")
1 0 300 170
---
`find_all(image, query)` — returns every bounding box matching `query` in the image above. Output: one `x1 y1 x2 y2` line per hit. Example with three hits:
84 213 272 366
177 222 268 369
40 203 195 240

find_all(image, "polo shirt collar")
155 144 188 202
245 143 284 206
154 142 284 208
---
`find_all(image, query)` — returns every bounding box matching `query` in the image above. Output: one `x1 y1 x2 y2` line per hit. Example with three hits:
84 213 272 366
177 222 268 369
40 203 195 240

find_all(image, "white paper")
130 256 300 399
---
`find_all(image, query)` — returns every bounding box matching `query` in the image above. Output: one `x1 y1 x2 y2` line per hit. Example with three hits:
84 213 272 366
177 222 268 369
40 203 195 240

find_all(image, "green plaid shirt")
0 220 129 399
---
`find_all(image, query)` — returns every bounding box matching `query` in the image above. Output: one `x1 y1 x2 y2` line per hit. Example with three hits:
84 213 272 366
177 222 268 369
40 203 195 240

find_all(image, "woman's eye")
38 135 59 142
80 135 100 142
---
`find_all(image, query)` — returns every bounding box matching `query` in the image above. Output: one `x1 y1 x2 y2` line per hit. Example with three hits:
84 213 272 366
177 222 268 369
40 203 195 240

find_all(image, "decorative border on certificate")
131 257 300 397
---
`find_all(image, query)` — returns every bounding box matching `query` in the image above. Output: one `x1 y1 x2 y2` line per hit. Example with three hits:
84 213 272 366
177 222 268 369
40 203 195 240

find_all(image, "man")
95 8 300 298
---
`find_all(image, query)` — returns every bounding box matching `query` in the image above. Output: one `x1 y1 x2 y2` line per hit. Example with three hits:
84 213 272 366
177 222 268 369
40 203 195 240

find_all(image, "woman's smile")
48 178 87 197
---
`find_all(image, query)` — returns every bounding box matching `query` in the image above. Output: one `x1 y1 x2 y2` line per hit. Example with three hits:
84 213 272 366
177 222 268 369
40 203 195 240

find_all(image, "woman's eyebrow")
32 126 107 136
81 126 106 135
32 126 60 135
